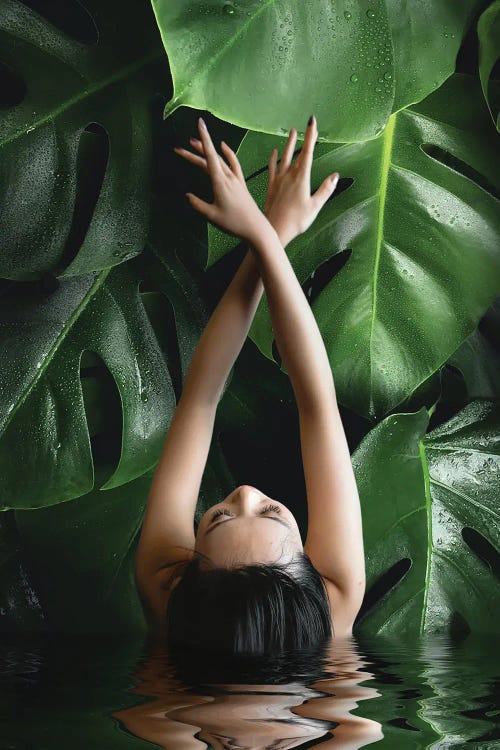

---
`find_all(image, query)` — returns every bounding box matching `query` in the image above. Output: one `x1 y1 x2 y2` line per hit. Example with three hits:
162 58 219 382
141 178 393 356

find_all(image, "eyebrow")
204 515 291 536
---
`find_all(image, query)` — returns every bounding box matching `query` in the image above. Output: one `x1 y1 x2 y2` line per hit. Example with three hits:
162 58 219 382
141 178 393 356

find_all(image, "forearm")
180 241 265 407
248 221 336 411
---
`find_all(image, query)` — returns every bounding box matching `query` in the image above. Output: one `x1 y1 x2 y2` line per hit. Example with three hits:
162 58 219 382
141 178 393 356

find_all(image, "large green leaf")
209 73 500 419
14 469 152 633
153 0 481 142
0 245 208 509
478 0 500 130
10 434 235 633
352 399 500 637
0 0 165 280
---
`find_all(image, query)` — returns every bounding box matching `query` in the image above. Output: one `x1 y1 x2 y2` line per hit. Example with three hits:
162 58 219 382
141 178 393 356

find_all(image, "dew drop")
384 71 392 80
344 10 351 20
223 2 235 14
350 73 358 82
366 9 376 18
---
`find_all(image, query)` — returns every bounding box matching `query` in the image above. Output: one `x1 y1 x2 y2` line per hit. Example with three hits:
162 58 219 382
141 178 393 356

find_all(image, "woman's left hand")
173 117 267 244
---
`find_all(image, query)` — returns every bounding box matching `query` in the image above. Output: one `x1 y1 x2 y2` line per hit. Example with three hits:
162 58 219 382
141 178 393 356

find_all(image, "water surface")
1 631 498 748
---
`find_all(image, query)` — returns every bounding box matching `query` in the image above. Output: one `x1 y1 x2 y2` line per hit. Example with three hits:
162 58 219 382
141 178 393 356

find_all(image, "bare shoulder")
136 560 188 638
321 577 357 638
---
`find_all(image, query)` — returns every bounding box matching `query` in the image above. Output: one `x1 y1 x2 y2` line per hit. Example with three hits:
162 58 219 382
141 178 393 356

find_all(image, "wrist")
263 214 294 248
245 214 280 248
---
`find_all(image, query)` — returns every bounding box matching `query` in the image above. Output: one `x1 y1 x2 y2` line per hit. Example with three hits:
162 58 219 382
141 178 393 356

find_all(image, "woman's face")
194 484 303 568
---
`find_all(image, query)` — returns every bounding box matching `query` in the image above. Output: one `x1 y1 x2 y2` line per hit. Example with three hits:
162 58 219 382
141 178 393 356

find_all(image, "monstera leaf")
0 244 208 509
153 0 481 142
352 399 500 637
10 434 235 633
208 72 500 420
0 0 165 280
14 469 152 633
478 0 500 130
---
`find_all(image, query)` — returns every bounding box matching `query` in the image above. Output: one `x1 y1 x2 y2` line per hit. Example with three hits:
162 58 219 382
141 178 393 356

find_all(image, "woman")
135 114 365 654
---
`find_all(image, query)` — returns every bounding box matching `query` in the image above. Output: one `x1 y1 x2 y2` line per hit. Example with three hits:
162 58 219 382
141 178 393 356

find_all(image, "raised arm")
245 118 366 635
247 220 365 634
135 119 300 629
159 116 365 636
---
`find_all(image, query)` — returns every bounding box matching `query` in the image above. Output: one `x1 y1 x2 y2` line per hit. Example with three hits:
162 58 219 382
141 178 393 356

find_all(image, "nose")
232 484 264 510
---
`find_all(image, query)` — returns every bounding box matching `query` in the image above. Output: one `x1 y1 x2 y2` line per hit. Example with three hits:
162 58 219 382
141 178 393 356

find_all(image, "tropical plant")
0 0 498 636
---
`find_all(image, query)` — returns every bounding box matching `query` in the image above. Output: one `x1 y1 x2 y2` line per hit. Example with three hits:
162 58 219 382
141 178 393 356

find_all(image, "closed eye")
205 504 289 535
209 503 281 524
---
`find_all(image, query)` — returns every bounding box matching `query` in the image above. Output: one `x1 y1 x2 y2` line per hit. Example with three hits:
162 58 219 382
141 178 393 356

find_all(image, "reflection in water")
0 632 498 749
113 635 383 750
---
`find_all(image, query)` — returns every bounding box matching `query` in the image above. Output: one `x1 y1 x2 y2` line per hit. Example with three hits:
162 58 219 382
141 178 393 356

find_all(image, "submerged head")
164 485 333 656
194 484 304 568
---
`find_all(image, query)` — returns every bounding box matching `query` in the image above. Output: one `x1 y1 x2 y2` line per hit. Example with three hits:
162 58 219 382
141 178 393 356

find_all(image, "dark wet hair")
164 550 333 657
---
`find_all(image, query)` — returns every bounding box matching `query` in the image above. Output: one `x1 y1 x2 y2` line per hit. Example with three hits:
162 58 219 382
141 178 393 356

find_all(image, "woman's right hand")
264 115 339 247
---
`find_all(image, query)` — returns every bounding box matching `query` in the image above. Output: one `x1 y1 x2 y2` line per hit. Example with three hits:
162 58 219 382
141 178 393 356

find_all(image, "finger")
185 191 219 223
268 148 278 184
173 146 208 173
278 127 298 174
295 115 318 175
311 172 340 211
197 117 223 180
220 141 245 181
189 137 233 178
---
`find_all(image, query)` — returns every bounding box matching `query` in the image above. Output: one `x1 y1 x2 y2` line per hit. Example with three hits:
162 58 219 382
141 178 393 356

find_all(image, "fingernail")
331 172 339 181
189 136 198 143
308 115 314 126
199 117 206 129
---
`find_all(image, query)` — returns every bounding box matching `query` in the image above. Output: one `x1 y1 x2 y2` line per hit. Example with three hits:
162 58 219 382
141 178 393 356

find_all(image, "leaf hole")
399 688 423 699
324 174 353 201
139 289 183 403
448 610 471 643
387 718 419 732
355 557 412 623
0 61 26 108
80 350 122 473
56 123 109 272
478 293 500 351
20 0 99 45
302 248 352 306
420 143 499 199
461 526 500 581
